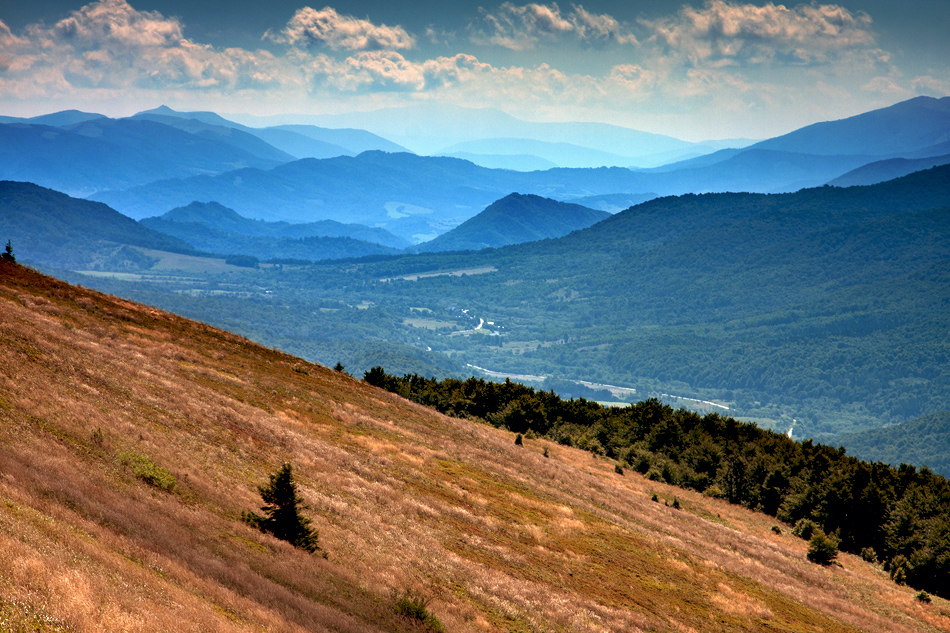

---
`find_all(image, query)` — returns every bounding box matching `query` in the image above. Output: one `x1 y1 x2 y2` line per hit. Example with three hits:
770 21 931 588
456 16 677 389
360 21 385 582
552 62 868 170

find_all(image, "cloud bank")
0 0 945 137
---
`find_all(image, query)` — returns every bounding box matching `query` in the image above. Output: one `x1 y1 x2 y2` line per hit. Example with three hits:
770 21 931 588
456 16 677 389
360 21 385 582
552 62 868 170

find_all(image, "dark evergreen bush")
244 463 321 554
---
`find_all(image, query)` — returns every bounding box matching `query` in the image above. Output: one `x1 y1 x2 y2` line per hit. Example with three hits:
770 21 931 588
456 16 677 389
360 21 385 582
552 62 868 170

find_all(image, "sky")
1 0 948 140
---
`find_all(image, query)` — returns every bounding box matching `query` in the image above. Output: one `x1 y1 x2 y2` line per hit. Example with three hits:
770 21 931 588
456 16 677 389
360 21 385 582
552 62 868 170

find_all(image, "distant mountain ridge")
0 180 195 270
752 95 950 156
0 117 289 196
137 106 408 158
828 154 950 187
411 193 609 252
145 201 409 248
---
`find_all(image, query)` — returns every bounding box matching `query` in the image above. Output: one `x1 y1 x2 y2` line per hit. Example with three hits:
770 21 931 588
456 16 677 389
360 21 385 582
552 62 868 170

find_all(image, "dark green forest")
364 367 950 599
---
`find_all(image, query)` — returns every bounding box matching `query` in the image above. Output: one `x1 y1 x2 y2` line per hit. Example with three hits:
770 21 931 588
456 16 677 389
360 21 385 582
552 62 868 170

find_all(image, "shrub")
117 450 175 492
671 497 681 510
771 525 782 535
333 362 345 373
244 464 321 554
651 493 659 502
916 591 932 603
543 446 549 458
807 530 838 565
391 589 445 632
614 463 624 475
792 518 817 540
514 433 523 446
2 240 15 263
889 555 908 585
860 547 877 563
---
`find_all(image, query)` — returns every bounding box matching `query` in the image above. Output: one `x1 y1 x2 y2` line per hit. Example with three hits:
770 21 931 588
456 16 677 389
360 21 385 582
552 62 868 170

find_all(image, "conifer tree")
245 463 320 553
2 240 15 263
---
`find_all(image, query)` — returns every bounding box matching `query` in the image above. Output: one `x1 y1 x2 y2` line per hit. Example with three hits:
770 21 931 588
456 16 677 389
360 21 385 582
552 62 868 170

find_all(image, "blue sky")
1 0 948 139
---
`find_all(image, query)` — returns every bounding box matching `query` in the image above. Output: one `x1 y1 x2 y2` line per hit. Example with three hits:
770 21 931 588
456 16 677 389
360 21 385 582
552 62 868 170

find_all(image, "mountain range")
83 97 950 243
140 201 403 261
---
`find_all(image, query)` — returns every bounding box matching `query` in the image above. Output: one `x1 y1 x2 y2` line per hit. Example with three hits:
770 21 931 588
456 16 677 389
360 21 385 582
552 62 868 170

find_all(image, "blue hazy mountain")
139 217 400 262
0 117 290 196
558 192 658 213
410 193 609 252
437 138 640 169
137 106 407 158
751 96 950 156
437 152 558 171
828 154 950 187
89 147 877 242
0 180 194 270
0 109 106 126
143 201 409 249
130 112 296 164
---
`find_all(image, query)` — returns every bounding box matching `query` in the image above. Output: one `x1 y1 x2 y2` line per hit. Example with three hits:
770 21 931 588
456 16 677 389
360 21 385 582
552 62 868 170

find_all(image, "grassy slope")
0 259 948 632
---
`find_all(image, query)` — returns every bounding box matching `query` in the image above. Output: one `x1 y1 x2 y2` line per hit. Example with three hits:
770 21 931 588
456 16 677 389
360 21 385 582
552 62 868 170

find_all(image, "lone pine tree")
244 463 321 554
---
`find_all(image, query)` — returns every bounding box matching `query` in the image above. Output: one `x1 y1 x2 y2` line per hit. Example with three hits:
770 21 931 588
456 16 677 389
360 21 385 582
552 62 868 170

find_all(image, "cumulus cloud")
471 2 636 50
645 1 877 66
0 0 288 96
268 6 415 51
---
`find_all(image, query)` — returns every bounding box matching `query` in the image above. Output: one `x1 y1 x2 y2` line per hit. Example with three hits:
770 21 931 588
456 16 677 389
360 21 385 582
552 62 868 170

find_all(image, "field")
1 259 948 632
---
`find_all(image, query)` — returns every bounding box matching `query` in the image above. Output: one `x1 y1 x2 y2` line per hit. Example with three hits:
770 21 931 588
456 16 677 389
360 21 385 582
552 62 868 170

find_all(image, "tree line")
363 367 950 599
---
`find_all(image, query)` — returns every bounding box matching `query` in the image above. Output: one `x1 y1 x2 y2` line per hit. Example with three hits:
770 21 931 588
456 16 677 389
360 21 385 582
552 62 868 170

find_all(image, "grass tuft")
116 449 176 492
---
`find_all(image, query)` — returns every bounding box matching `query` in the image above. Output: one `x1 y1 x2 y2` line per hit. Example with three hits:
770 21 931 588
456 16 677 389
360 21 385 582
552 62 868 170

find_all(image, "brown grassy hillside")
1 258 948 633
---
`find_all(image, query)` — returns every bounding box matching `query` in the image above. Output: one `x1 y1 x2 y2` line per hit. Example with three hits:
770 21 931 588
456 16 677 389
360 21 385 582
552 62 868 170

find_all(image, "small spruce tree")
2 240 15 263
244 463 320 554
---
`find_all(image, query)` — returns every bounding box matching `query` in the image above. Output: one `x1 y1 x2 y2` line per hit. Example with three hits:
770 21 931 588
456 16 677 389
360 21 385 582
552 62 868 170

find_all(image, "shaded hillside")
144 201 409 248
2 259 947 632
412 193 609 252
752 96 950 156
0 117 289 196
141 219 400 262
130 112 296 163
137 106 407 157
834 412 950 477
0 181 194 270
828 154 950 187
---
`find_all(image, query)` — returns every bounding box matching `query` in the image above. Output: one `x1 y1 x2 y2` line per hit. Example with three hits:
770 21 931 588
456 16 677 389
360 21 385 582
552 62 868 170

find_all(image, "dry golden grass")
1 259 949 632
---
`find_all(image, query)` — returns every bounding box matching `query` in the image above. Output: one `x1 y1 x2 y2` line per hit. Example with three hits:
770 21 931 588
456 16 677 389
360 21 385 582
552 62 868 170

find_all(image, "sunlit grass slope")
1 259 948 632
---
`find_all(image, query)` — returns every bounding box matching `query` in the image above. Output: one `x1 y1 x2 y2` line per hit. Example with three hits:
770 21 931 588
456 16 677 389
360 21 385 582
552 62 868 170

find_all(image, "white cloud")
0 0 288 97
471 2 636 50
268 6 415 51
645 1 877 66
911 75 950 96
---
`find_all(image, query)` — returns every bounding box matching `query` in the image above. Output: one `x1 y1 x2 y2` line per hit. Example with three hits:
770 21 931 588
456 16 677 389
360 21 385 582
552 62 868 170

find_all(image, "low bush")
391 589 444 632
116 450 175 492
807 530 839 565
